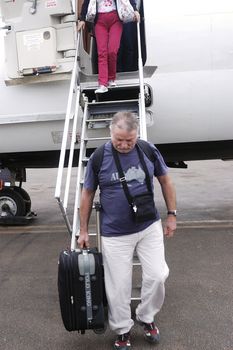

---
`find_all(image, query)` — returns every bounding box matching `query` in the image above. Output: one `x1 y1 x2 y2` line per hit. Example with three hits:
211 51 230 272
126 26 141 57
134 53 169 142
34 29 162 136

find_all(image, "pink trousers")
95 11 123 86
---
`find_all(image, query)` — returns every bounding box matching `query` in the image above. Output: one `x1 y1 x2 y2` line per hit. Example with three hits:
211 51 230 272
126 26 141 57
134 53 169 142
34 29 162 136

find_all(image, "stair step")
84 136 111 141
79 66 157 85
85 100 139 115
86 118 112 122
131 286 141 301
133 253 141 266
87 98 139 106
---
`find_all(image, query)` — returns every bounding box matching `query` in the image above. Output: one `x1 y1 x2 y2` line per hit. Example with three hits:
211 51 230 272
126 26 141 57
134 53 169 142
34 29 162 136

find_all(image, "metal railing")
137 21 147 141
55 31 81 238
70 99 89 250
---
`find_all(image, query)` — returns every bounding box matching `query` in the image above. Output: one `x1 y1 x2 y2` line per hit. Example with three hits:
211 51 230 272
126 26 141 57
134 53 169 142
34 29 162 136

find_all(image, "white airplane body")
0 0 233 217
0 0 233 158
146 2 233 145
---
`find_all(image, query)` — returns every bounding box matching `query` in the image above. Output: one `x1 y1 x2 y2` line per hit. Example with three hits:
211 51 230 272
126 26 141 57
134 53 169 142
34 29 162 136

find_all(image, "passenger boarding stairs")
55 24 147 301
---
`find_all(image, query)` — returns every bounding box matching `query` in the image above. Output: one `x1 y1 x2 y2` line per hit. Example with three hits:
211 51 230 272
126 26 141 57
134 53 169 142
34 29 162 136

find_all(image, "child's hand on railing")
77 20 85 31
134 10 140 23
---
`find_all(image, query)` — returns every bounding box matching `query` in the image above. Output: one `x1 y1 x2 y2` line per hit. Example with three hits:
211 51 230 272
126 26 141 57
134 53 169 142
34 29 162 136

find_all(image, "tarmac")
0 160 233 350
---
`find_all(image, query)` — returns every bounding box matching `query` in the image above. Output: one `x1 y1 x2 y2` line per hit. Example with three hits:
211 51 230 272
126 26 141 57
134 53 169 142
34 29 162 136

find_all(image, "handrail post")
55 32 81 201
63 87 81 210
54 31 81 239
137 21 147 141
71 101 89 251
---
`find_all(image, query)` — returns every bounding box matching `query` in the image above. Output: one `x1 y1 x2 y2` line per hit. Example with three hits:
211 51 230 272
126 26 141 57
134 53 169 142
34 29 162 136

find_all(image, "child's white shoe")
95 85 108 93
108 80 117 87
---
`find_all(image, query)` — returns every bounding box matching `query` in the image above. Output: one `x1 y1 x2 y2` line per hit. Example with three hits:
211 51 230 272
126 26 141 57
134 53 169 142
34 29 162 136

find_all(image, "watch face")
168 210 177 216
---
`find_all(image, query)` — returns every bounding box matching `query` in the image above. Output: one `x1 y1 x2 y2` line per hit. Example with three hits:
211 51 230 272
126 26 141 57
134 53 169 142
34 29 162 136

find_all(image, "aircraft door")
117 0 146 73
77 0 146 75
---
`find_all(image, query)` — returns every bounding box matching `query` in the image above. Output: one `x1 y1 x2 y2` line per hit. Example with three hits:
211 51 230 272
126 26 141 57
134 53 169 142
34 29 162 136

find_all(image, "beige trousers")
101 220 169 335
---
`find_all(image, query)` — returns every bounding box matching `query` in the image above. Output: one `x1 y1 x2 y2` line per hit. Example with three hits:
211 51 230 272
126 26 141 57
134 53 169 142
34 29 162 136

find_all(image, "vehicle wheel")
14 187 31 214
0 188 26 217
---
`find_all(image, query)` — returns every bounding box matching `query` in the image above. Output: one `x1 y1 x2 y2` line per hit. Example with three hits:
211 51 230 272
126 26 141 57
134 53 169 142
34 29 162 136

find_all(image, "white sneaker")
108 80 117 87
95 85 108 94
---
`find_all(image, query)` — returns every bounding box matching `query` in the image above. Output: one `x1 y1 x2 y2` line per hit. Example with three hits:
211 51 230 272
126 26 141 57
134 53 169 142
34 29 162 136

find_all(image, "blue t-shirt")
84 141 168 236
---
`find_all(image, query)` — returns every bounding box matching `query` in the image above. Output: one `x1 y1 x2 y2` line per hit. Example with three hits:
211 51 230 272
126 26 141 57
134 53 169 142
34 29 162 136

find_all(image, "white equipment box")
16 27 57 75
0 0 77 83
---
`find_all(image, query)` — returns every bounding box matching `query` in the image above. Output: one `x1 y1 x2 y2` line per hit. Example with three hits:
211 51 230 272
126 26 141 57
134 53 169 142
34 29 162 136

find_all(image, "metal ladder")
55 23 147 300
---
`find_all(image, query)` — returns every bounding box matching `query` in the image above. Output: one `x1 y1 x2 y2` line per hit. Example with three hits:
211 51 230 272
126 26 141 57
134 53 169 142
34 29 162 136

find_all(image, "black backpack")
91 139 155 182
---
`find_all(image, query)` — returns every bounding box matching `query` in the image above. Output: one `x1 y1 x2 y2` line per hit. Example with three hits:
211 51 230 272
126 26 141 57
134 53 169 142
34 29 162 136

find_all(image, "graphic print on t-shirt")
104 0 113 6
110 165 145 185
97 0 115 12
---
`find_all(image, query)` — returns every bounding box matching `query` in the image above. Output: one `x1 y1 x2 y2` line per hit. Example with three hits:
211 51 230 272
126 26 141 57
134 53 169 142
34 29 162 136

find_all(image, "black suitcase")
58 248 106 333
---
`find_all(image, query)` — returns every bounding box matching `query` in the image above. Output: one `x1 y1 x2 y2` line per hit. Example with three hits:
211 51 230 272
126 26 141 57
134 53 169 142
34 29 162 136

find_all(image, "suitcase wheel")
93 324 107 334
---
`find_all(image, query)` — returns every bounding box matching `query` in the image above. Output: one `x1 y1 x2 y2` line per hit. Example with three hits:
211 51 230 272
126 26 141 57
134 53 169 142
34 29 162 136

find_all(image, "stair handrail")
55 31 81 233
137 21 147 141
71 100 89 250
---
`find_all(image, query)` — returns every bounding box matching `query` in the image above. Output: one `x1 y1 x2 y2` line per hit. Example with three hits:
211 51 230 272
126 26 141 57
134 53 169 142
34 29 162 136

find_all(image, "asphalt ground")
0 160 233 350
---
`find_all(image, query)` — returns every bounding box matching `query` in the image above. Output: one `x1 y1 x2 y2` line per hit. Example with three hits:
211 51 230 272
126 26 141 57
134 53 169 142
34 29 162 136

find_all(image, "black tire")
13 187 31 214
0 188 26 217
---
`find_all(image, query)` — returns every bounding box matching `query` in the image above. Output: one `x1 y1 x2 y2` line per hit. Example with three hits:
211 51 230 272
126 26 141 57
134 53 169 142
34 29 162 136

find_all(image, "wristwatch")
167 210 177 217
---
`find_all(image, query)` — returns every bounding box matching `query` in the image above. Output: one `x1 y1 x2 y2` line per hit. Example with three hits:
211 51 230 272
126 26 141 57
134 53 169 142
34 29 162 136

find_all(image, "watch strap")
167 210 177 216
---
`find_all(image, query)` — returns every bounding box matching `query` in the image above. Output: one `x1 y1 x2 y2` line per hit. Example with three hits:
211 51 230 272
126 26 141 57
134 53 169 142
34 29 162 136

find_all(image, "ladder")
55 23 147 301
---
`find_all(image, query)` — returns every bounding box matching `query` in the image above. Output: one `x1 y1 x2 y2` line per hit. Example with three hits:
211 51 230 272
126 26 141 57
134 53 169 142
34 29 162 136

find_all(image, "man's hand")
163 216 176 237
77 231 90 249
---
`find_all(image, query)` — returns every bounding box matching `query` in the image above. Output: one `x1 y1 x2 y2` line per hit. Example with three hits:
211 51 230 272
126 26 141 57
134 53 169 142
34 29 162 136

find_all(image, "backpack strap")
137 139 155 163
91 143 106 179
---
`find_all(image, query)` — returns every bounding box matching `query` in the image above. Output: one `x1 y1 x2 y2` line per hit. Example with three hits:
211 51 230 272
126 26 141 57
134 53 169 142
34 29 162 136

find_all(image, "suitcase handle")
82 250 93 327
94 201 102 252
